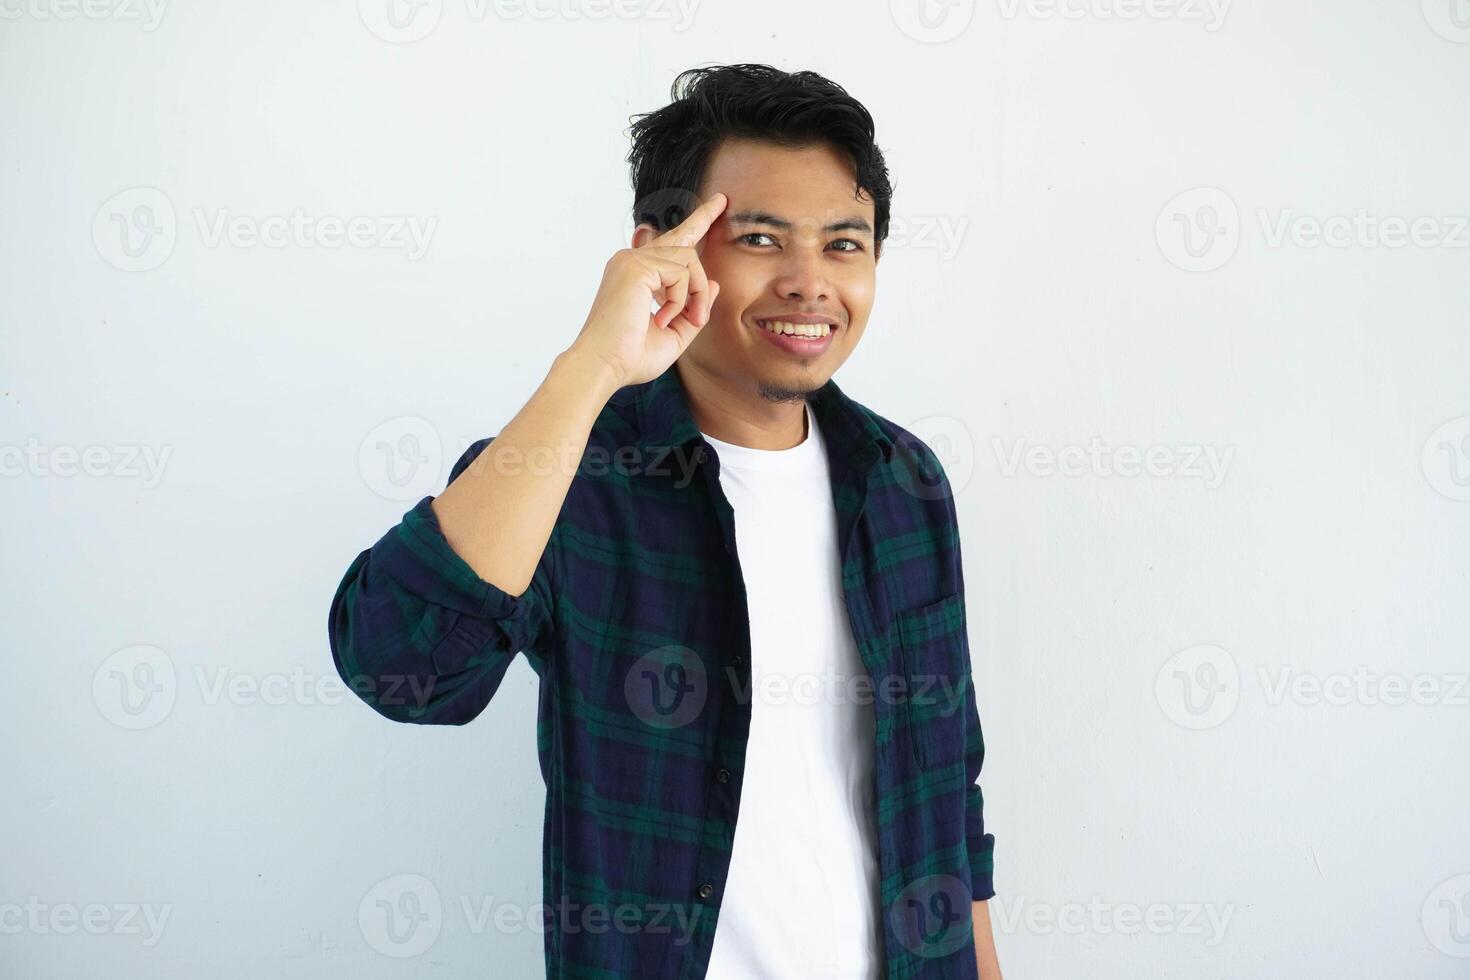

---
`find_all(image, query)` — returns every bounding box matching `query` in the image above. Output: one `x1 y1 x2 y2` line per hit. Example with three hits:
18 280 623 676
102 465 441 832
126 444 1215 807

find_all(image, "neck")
677 360 810 450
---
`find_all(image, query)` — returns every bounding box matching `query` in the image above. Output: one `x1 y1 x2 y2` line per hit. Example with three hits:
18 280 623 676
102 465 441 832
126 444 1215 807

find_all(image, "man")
330 64 1001 979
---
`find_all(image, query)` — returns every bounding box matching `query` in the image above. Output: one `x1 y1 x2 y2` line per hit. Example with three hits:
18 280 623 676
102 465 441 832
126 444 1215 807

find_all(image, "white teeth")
760 320 830 338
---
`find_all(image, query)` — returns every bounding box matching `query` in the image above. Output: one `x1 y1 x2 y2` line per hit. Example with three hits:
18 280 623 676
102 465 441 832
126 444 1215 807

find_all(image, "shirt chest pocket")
895 592 968 772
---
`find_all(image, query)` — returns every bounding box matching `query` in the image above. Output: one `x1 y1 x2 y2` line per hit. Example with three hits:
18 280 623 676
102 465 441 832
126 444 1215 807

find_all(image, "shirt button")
698 883 714 900
715 767 730 783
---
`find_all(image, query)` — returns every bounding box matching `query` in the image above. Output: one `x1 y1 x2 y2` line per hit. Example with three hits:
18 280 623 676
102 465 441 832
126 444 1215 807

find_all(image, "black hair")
626 64 893 250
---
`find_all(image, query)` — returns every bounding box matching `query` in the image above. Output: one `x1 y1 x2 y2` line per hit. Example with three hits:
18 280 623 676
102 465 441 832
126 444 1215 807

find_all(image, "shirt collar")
631 363 894 475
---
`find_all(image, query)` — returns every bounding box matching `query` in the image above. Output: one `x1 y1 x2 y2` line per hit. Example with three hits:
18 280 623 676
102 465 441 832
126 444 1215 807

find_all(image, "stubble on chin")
756 378 819 404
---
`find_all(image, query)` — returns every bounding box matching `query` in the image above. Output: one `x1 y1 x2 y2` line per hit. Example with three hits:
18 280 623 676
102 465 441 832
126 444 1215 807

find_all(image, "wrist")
551 345 624 403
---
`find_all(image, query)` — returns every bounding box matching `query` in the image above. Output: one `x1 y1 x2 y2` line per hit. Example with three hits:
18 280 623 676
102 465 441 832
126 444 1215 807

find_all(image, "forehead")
697 138 875 224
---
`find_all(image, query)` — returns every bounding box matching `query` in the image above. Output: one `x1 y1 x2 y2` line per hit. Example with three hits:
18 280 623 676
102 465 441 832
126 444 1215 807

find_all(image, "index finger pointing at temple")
652 192 728 250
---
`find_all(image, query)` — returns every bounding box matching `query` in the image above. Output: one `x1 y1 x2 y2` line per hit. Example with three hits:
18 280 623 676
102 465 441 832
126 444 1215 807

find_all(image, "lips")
752 316 837 357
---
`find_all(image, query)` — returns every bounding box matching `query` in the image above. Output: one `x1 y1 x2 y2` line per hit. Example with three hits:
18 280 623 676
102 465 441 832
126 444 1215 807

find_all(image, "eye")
738 232 866 253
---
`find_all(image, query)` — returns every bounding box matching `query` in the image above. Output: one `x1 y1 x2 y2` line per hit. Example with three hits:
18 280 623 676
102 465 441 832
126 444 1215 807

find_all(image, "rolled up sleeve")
963 672 996 900
328 437 556 726
945 473 996 902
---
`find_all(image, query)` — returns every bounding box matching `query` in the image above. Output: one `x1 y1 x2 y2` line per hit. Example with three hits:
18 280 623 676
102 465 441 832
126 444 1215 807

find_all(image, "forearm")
973 899 1003 980
430 346 620 596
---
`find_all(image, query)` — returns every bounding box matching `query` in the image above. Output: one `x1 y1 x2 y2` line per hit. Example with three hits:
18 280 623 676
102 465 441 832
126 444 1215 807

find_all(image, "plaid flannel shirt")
329 363 996 979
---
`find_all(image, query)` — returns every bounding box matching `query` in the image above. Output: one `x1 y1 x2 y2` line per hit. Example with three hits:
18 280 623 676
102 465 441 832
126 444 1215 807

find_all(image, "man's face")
635 138 879 402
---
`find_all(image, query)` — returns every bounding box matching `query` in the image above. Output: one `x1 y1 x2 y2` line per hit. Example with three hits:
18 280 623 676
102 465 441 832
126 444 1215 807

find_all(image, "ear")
631 222 659 249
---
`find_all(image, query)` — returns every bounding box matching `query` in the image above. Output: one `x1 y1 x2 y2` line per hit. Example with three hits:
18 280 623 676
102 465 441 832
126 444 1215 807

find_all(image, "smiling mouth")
751 317 839 358
754 318 837 338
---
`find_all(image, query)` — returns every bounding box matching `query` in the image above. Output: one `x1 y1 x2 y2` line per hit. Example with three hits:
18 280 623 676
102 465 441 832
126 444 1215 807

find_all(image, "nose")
771 247 833 303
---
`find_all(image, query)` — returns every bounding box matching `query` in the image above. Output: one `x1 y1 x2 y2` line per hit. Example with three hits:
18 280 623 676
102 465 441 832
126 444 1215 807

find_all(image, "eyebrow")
726 209 874 237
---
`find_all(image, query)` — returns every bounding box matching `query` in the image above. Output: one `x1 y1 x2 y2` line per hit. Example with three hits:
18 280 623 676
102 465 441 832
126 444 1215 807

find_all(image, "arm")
328 193 729 725
327 351 614 726
429 348 620 596
974 899 1003 980
425 191 729 595
942 448 1001 977
963 598 1002 979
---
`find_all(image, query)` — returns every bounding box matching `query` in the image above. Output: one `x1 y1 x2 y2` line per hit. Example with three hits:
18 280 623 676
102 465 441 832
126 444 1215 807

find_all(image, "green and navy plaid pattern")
329 364 996 979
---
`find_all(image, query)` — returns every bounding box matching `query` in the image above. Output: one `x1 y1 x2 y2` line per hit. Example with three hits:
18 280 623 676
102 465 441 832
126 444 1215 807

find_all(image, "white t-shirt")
702 400 884 980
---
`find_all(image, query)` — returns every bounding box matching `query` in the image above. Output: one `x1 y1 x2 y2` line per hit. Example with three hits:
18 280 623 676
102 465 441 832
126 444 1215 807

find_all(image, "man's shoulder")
851 396 953 480
848 396 963 512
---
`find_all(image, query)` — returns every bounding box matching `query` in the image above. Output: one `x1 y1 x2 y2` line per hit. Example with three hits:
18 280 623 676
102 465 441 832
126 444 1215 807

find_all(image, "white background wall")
3 1 1468 977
